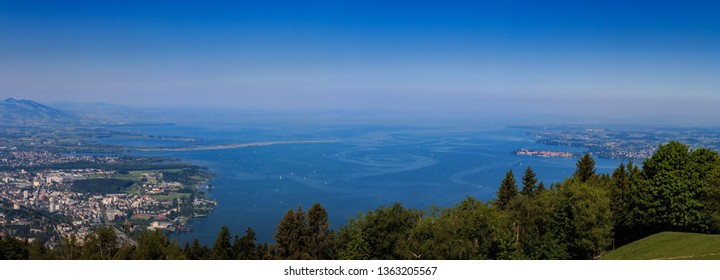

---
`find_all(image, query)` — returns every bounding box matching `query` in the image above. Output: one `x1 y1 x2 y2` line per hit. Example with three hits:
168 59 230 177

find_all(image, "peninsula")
134 140 339 152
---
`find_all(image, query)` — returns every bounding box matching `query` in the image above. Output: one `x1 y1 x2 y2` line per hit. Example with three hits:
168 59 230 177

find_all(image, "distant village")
519 126 720 160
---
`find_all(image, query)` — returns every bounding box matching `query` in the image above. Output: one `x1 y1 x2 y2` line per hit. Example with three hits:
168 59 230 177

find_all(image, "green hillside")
601 232 720 260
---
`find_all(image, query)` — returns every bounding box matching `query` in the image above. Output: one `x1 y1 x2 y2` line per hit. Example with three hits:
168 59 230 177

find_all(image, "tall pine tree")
274 208 297 259
574 153 596 183
186 239 210 260
274 206 312 259
521 166 539 196
307 203 333 259
234 228 259 260
212 226 234 259
496 170 518 210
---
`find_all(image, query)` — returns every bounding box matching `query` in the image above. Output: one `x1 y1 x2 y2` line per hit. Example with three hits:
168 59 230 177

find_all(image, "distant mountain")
0 98 76 124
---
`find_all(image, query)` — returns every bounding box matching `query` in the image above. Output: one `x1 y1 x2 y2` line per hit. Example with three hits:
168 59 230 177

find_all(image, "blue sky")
1 1 719 121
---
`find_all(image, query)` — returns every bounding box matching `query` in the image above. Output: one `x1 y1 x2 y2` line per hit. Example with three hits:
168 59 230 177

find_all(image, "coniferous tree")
612 163 628 190
274 206 312 259
186 239 210 260
163 242 186 260
521 167 539 196
307 203 333 259
537 181 546 193
211 226 234 259
259 242 273 260
132 230 185 260
574 153 596 183
291 205 310 259
275 208 296 259
611 163 630 228
133 230 166 260
234 228 259 260
496 170 518 210
28 239 49 260
183 243 191 258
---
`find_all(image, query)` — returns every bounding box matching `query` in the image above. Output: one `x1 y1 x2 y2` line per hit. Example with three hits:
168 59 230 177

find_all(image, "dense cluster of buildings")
531 128 672 160
0 157 214 243
524 126 720 161
0 149 121 168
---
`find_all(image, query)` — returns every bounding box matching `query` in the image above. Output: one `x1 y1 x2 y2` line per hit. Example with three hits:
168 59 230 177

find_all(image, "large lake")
103 123 622 244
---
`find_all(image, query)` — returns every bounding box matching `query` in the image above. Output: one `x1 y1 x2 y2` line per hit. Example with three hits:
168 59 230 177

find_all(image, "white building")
147 221 173 231
46 176 63 184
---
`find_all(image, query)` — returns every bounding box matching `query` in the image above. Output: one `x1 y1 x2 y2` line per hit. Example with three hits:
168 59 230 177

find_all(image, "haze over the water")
1 1 719 124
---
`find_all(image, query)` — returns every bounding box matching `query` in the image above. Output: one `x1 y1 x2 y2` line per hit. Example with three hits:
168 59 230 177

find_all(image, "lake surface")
103 123 622 244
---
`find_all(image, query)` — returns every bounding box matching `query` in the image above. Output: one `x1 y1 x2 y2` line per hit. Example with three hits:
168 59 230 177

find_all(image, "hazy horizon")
2 1 719 124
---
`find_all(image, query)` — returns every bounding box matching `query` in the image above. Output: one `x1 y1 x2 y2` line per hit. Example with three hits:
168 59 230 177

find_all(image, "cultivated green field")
151 191 190 201
602 232 720 260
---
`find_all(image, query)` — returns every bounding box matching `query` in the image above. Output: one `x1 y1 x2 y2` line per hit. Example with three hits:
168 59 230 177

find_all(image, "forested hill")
2 140 720 260
0 98 76 124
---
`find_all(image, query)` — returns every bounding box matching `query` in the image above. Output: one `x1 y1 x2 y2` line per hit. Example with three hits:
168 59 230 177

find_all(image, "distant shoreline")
133 140 339 151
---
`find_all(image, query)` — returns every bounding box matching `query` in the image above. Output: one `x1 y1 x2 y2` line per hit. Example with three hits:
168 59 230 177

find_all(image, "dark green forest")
3 141 720 260
71 178 134 195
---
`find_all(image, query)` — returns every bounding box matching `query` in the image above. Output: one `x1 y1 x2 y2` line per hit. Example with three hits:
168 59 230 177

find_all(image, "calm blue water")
102 123 622 244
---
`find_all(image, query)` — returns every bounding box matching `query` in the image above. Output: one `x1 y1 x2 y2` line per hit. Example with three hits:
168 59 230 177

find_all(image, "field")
71 178 134 195
601 232 720 260
151 192 190 201
88 170 159 183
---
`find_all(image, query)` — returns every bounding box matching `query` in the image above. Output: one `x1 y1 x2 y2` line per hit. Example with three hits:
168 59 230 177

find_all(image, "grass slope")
602 232 720 260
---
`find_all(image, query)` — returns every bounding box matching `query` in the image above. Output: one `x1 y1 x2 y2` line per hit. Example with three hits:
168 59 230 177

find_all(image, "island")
515 149 574 158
